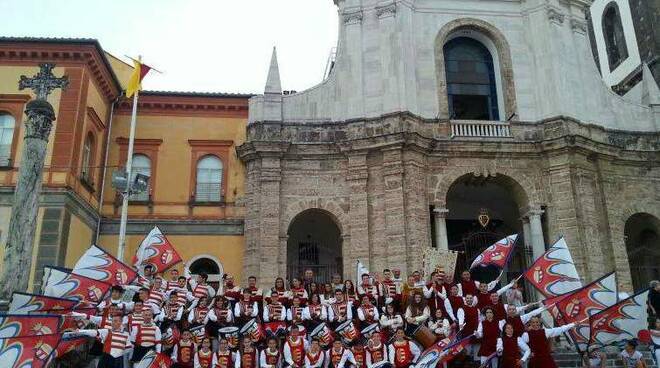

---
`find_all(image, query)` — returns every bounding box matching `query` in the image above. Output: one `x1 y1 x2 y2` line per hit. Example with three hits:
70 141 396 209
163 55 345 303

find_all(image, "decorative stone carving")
547 7 565 26
570 18 587 34
0 63 68 301
376 2 396 19
343 10 363 25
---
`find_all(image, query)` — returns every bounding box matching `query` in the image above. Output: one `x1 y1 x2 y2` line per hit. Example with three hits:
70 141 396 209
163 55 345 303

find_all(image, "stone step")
551 349 655 368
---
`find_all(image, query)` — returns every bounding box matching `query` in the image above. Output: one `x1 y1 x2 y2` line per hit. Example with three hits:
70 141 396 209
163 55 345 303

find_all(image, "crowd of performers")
68 266 616 368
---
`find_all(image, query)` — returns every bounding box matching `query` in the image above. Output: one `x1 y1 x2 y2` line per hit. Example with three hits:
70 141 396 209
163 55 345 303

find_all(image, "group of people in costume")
66 265 625 368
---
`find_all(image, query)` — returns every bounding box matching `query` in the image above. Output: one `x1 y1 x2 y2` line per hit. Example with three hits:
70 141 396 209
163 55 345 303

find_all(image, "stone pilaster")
346 153 369 280
433 207 449 251
258 155 283 284
403 150 429 272
382 147 407 274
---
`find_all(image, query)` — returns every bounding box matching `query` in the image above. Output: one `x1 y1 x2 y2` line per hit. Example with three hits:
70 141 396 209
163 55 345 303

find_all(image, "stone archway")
286 209 343 284
624 213 660 291
435 18 518 120
442 173 532 289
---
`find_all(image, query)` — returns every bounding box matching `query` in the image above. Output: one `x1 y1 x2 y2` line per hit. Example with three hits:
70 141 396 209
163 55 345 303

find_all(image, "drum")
218 326 240 348
310 322 335 347
361 323 379 338
190 325 206 345
336 320 360 343
412 325 437 349
240 318 264 343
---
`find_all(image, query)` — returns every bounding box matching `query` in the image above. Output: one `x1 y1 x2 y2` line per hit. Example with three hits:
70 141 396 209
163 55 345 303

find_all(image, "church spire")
265 46 282 94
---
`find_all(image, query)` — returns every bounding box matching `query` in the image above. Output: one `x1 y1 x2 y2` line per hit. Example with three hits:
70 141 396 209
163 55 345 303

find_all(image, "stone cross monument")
0 63 68 301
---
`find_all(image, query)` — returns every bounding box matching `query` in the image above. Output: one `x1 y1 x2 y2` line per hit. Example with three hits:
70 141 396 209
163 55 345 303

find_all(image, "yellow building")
0 37 249 290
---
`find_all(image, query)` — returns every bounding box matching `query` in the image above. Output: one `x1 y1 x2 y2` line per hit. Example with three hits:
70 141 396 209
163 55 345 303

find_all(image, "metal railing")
451 120 512 138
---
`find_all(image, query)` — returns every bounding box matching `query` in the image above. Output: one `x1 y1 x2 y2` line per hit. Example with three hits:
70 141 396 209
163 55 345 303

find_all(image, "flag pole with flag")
117 56 153 262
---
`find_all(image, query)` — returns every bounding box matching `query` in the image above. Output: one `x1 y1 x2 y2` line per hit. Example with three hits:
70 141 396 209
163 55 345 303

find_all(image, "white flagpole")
117 68 140 262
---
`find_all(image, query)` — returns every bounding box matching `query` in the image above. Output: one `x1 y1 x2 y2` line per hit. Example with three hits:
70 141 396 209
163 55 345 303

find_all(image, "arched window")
602 3 629 71
81 133 94 184
0 113 16 166
131 154 151 201
444 37 499 121
196 155 223 202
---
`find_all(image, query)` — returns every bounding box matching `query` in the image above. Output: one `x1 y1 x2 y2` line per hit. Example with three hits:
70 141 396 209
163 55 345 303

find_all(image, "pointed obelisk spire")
265 46 282 94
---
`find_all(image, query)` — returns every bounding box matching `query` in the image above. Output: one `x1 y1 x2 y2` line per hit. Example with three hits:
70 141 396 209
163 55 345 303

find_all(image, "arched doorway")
187 255 224 289
445 174 531 289
287 209 342 284
624 213 660 291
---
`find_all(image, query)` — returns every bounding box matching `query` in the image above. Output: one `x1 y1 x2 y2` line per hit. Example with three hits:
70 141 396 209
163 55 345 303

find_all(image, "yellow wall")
64 214 95 268
102 112 247 219
98 234 245 283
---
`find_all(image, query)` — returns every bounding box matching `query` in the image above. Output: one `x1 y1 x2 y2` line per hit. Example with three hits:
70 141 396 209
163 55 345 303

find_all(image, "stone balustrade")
450 120 513 138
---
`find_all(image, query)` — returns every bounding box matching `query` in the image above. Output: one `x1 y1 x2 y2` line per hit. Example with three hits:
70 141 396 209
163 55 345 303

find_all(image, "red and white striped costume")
131 323 161 350
75 329 131 357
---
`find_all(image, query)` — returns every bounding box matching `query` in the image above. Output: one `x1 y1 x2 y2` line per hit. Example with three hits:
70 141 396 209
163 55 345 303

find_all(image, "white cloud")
1 0 339 94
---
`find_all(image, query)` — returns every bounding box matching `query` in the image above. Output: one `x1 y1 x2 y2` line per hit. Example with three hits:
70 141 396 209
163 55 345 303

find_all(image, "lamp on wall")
111 168 150 195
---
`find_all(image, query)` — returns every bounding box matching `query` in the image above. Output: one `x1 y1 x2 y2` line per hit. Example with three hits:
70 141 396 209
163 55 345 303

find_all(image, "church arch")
435 18 517 120
286 208 343 284
440 173 532 291
624 213 660 291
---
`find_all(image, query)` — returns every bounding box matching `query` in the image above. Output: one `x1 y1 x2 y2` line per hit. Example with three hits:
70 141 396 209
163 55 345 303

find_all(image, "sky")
1 0 339 94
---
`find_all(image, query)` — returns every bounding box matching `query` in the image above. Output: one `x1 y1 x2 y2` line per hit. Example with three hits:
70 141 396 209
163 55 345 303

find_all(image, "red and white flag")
545 272 618 351
470 234 518 270
524 237 583 297
0 314 62 337
132 226 182 274
0 333 61 368
8 292 78 315
53 335 88 359
589 289 649 348
73 244 138 285
135 350 173 368
42 266 112 304
438 335 474 364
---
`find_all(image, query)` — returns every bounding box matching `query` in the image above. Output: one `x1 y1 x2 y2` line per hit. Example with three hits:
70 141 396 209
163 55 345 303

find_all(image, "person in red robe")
476 307 502 367
387 327 420 368
521 316 576 368
496 323 530 368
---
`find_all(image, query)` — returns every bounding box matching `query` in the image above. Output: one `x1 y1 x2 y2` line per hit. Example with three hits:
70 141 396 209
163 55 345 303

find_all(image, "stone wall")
238 114 660 290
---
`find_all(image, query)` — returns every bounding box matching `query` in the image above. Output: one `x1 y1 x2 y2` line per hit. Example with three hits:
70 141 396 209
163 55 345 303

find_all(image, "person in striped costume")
190 273 216 301
304 338 325 368
195 337 214 368
172 329 195 368
130 309 162 363
69 317 132 368
260 337 282 368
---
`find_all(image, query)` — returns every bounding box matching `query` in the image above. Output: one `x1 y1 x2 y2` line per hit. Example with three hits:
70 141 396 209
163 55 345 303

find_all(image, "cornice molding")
115 94 249 118
0 43 121 101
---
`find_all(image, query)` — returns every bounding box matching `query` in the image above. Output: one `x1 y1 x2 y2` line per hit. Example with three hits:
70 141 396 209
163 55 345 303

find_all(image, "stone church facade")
238 0 659 292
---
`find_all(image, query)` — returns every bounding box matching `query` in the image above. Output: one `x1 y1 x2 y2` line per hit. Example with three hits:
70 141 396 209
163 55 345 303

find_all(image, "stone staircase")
553 346 655 368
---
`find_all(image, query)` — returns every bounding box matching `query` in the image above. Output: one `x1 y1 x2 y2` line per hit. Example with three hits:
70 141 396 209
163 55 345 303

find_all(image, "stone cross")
0 63 68 302
18 63 69 101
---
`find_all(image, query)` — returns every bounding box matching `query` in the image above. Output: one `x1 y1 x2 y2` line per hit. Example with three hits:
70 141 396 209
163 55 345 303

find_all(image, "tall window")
196 155 223 202
81 133 94 184
444 37 499 121
130 154 151 201
602 3 629 71
0 113 16 166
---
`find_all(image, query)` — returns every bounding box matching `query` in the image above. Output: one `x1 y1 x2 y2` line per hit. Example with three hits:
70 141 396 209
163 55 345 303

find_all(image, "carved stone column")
433 207 449 251
526 208 546 261
1 64 68 300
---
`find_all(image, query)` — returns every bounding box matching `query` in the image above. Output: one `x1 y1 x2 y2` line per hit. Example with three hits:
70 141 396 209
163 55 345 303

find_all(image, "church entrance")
445 174 531 288
624 213 660 291
287 209 343 284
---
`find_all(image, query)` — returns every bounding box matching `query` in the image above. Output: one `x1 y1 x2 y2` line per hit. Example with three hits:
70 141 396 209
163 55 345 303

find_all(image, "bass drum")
412 325 437 349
